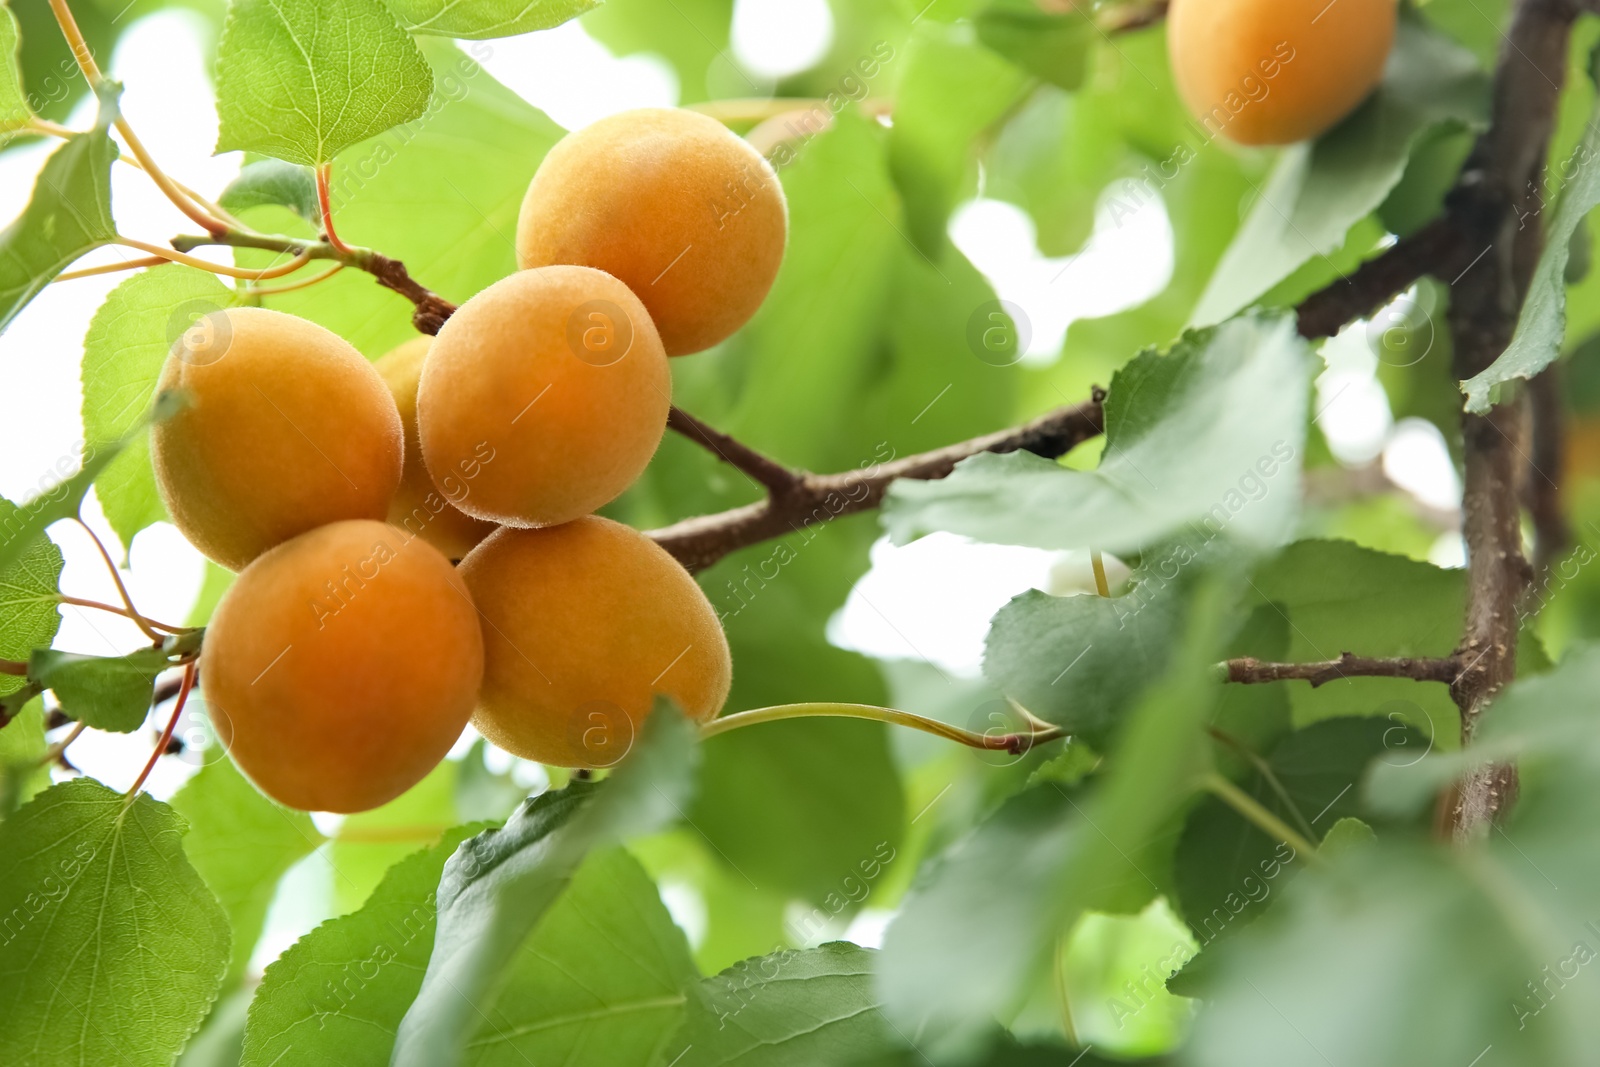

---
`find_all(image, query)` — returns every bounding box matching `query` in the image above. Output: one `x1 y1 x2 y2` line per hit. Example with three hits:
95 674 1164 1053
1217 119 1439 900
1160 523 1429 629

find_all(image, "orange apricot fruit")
416 266 669 528
1168 0 1397 146
458 516 732 768
515 107 788 355
151 307 402 571
201 520 483 813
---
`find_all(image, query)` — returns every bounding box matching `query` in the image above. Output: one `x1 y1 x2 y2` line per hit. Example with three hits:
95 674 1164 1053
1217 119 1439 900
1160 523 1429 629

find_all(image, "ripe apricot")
201 520 483 813
458 516 732 768
515 107 788 355
151 307 403 571
1168 0 1396 146
417 266 670 528
375 337 498 559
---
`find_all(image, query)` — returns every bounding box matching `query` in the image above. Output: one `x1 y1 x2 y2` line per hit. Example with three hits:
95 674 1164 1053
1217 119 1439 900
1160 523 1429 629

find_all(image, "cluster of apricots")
1168 0 1397 146
155 108 788 813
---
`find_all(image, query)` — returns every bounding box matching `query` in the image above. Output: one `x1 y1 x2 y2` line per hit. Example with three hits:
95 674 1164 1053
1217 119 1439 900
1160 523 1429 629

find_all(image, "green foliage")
472 848 699 1062
1462 73 1600 410
885 312 1313 554
676 943 896 1065
1191 648 1600 1065
974 0 1094 92
0 779 229 1067
236 38 564 356
1241 540 1464 739
0 497 63 701
241 823 486 1066
983 586 1185 749
214 0 433 166
1172 717 1423 948
879 579 1234 1056
0 1 27 141
384 0 599 39
171 758 326 983
1191 18 1487 326
392 709 698 1066
0 82 118 331
28 647 167 731
888 22 1029 256
218 159 320 223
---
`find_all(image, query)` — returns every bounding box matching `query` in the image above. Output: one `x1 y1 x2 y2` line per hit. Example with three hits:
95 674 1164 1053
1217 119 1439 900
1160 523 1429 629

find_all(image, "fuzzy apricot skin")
459 517 732 768
416 266 670 528
1168 0 1397 146
201 520 484 813
374 338 498 560
515 107 788 355
150 307 403 571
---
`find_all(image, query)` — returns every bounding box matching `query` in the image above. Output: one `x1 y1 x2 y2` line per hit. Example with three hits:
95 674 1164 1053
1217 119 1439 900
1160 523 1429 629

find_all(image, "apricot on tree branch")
650 391 1107 573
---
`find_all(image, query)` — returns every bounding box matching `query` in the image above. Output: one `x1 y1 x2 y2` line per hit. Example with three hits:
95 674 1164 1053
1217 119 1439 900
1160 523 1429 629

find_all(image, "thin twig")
54 256 169 282
124 662 193 800
667 407 798 495
117 239 312 281
1224 653 1459 688
701 702 1067 754
46 0 229 236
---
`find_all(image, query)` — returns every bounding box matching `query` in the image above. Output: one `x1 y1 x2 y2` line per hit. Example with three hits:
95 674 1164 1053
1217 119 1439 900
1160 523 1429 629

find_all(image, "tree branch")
1225 653 1459 688
170 231 459 336
649 392 1107 573
1295 217 1465 339
1525 363 1569 576
667 407 799 496
1442 0 1579 839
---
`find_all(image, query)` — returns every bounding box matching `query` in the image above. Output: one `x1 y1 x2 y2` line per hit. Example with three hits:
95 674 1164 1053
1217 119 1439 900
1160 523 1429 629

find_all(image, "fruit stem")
115 238 313 281
1201 772 1323 866
124 661 194 800
1090 550 1110 598
73 518 165 642
700 702 1066 753
316 163 357 256
45 0 232 237
56 596 191 635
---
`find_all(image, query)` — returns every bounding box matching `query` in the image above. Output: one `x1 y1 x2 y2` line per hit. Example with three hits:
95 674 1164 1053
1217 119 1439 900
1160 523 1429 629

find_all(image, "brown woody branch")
1441 0 1579 838
650 392 1107 573
1295 217 1466 340
1226 653 1459 688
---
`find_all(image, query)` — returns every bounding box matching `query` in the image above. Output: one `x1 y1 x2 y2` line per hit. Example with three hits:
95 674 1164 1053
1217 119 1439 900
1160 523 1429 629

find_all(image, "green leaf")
234 38 564 357
1190 18 1487 327
83 265 240 547
330 757 463 912
883 312 1313 554
1461 92 1600 411
879 578 1235 1056
0 778 229 1067
1173 717 1423 945
469 848 700 1063
0 1 29 141
29 647 168 732
1191 645 1600 1066
692 718 905 908
0 497 63 702
0 696 49 812
171 757 326 983
0 81 117 331
974 0 1094 91
392 707 699 1067
0 389 185 579
675 943 896 1066
218 159 320 224
1242 540 1465 739
982 586 1186 750
214 0 434 166
241 823 488 1067
888 22 1029 255
384 0 599 39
